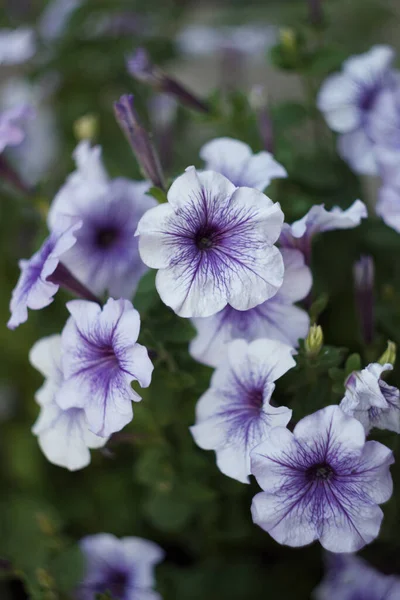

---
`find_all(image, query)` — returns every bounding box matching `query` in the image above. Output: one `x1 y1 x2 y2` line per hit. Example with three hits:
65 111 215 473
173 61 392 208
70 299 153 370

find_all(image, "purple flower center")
359 86 379 113
247 387 264 409
194 225 219 250
95 226 120 249
307 463 334 482
95 569 129 599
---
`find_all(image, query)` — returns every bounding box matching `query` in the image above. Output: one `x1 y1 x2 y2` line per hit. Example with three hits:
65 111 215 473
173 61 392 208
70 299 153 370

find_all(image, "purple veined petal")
344 45 395 84
167 166 237 211
227 338 296 383
48 141 155 298
77 534 164 600
340 362 400 434
293 404 366 452
58 298 153 437
7 217 81 329
138 166 285 318
191 338 293 483
250 405 394 552
189 247 310 367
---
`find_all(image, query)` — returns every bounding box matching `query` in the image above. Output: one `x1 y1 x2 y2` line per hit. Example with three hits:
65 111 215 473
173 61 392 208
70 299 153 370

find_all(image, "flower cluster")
318 45 400 235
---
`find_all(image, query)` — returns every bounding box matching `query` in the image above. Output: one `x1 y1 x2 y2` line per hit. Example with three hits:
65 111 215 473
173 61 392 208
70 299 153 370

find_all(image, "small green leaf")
146 186 167 204
345 353 362 376
48 544 85 593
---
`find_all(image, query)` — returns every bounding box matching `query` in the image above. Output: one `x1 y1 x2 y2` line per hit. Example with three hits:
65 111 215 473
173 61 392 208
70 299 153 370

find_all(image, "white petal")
278 248 312 302
317 73 361 132
338 129 378 175
29 335 62 381
167 166 236 211
136 203 178 269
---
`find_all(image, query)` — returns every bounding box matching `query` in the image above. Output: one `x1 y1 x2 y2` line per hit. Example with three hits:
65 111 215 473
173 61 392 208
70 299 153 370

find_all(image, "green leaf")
48 544 85 593
271 102 309 129
345 353 362 376
135 446 174 488
145 486 194 532
146 186 168 204
309 293 329 324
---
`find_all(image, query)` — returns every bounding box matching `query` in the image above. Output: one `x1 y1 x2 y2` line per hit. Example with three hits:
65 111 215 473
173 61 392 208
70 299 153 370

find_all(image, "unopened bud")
353 255 374 345
114 94 165 190
127 48 209 114
280 28 296 53
305 324 323 357
378 340 396 367
74 113 98 141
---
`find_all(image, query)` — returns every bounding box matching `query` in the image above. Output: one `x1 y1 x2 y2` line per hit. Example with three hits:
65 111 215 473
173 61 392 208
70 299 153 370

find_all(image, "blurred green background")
1 1 400 598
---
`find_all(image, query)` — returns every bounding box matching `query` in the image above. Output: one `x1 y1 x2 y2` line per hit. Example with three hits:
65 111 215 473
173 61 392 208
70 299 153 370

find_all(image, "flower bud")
127 48 209 114
353 255 374 345
305 324 323 357
73 113 98 141
378 340 396 367
114 94 165 190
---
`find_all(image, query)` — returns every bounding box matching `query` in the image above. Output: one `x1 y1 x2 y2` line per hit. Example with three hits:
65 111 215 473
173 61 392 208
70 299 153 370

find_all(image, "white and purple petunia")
376 148 400 233
340 363 400 435
190 248 311 367
190 338 294 483
314 553 400 600
0 28 36 65
7 216 81 330
0 104 35 153
48 140 156 298
251 405 394 552
30 335 107 471
279 200 367 263
56 298 153 437
317 45 396 174
77 533 164 600
199 137 287 190
136 166 284 318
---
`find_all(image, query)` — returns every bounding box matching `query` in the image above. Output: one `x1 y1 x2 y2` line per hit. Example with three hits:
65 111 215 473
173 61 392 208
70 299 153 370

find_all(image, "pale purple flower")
200 137 286 190
0 105 35 153
251 405 394 552
8 216 81 330
317 45 396 174
56 298 153 437
48 141 156 298
176 24 278 58
190 248 311 367
77 533 164 600
191 339 294 484
340 363 400 435
30 335 107 471
314 553 400 600
0 28 36 64
376 147 400 233
39 0 83 41
136 166 284 318
280 200 367 263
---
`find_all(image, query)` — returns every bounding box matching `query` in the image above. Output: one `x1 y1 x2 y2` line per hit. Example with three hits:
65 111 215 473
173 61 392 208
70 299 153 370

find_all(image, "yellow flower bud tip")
280 28 296 50
73 114 98 141
378 340 396 367
36 568 54 589
305 324 323 357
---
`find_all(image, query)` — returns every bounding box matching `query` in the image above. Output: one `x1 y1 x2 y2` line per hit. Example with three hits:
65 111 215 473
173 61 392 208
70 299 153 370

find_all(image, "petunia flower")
30 335 107 471
317 45 396 175
375 147 400 233
0 28 36 65
0 105 35 153
77 533 164 600
314 553 400 600
190 338 294 484
199 137 286 190
340 363 400 434
279 200 367 264
190 248 311 367
251 405 394 552
56 298 153 437
8 216 82 330
136 166 284 318
47 140 156 298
